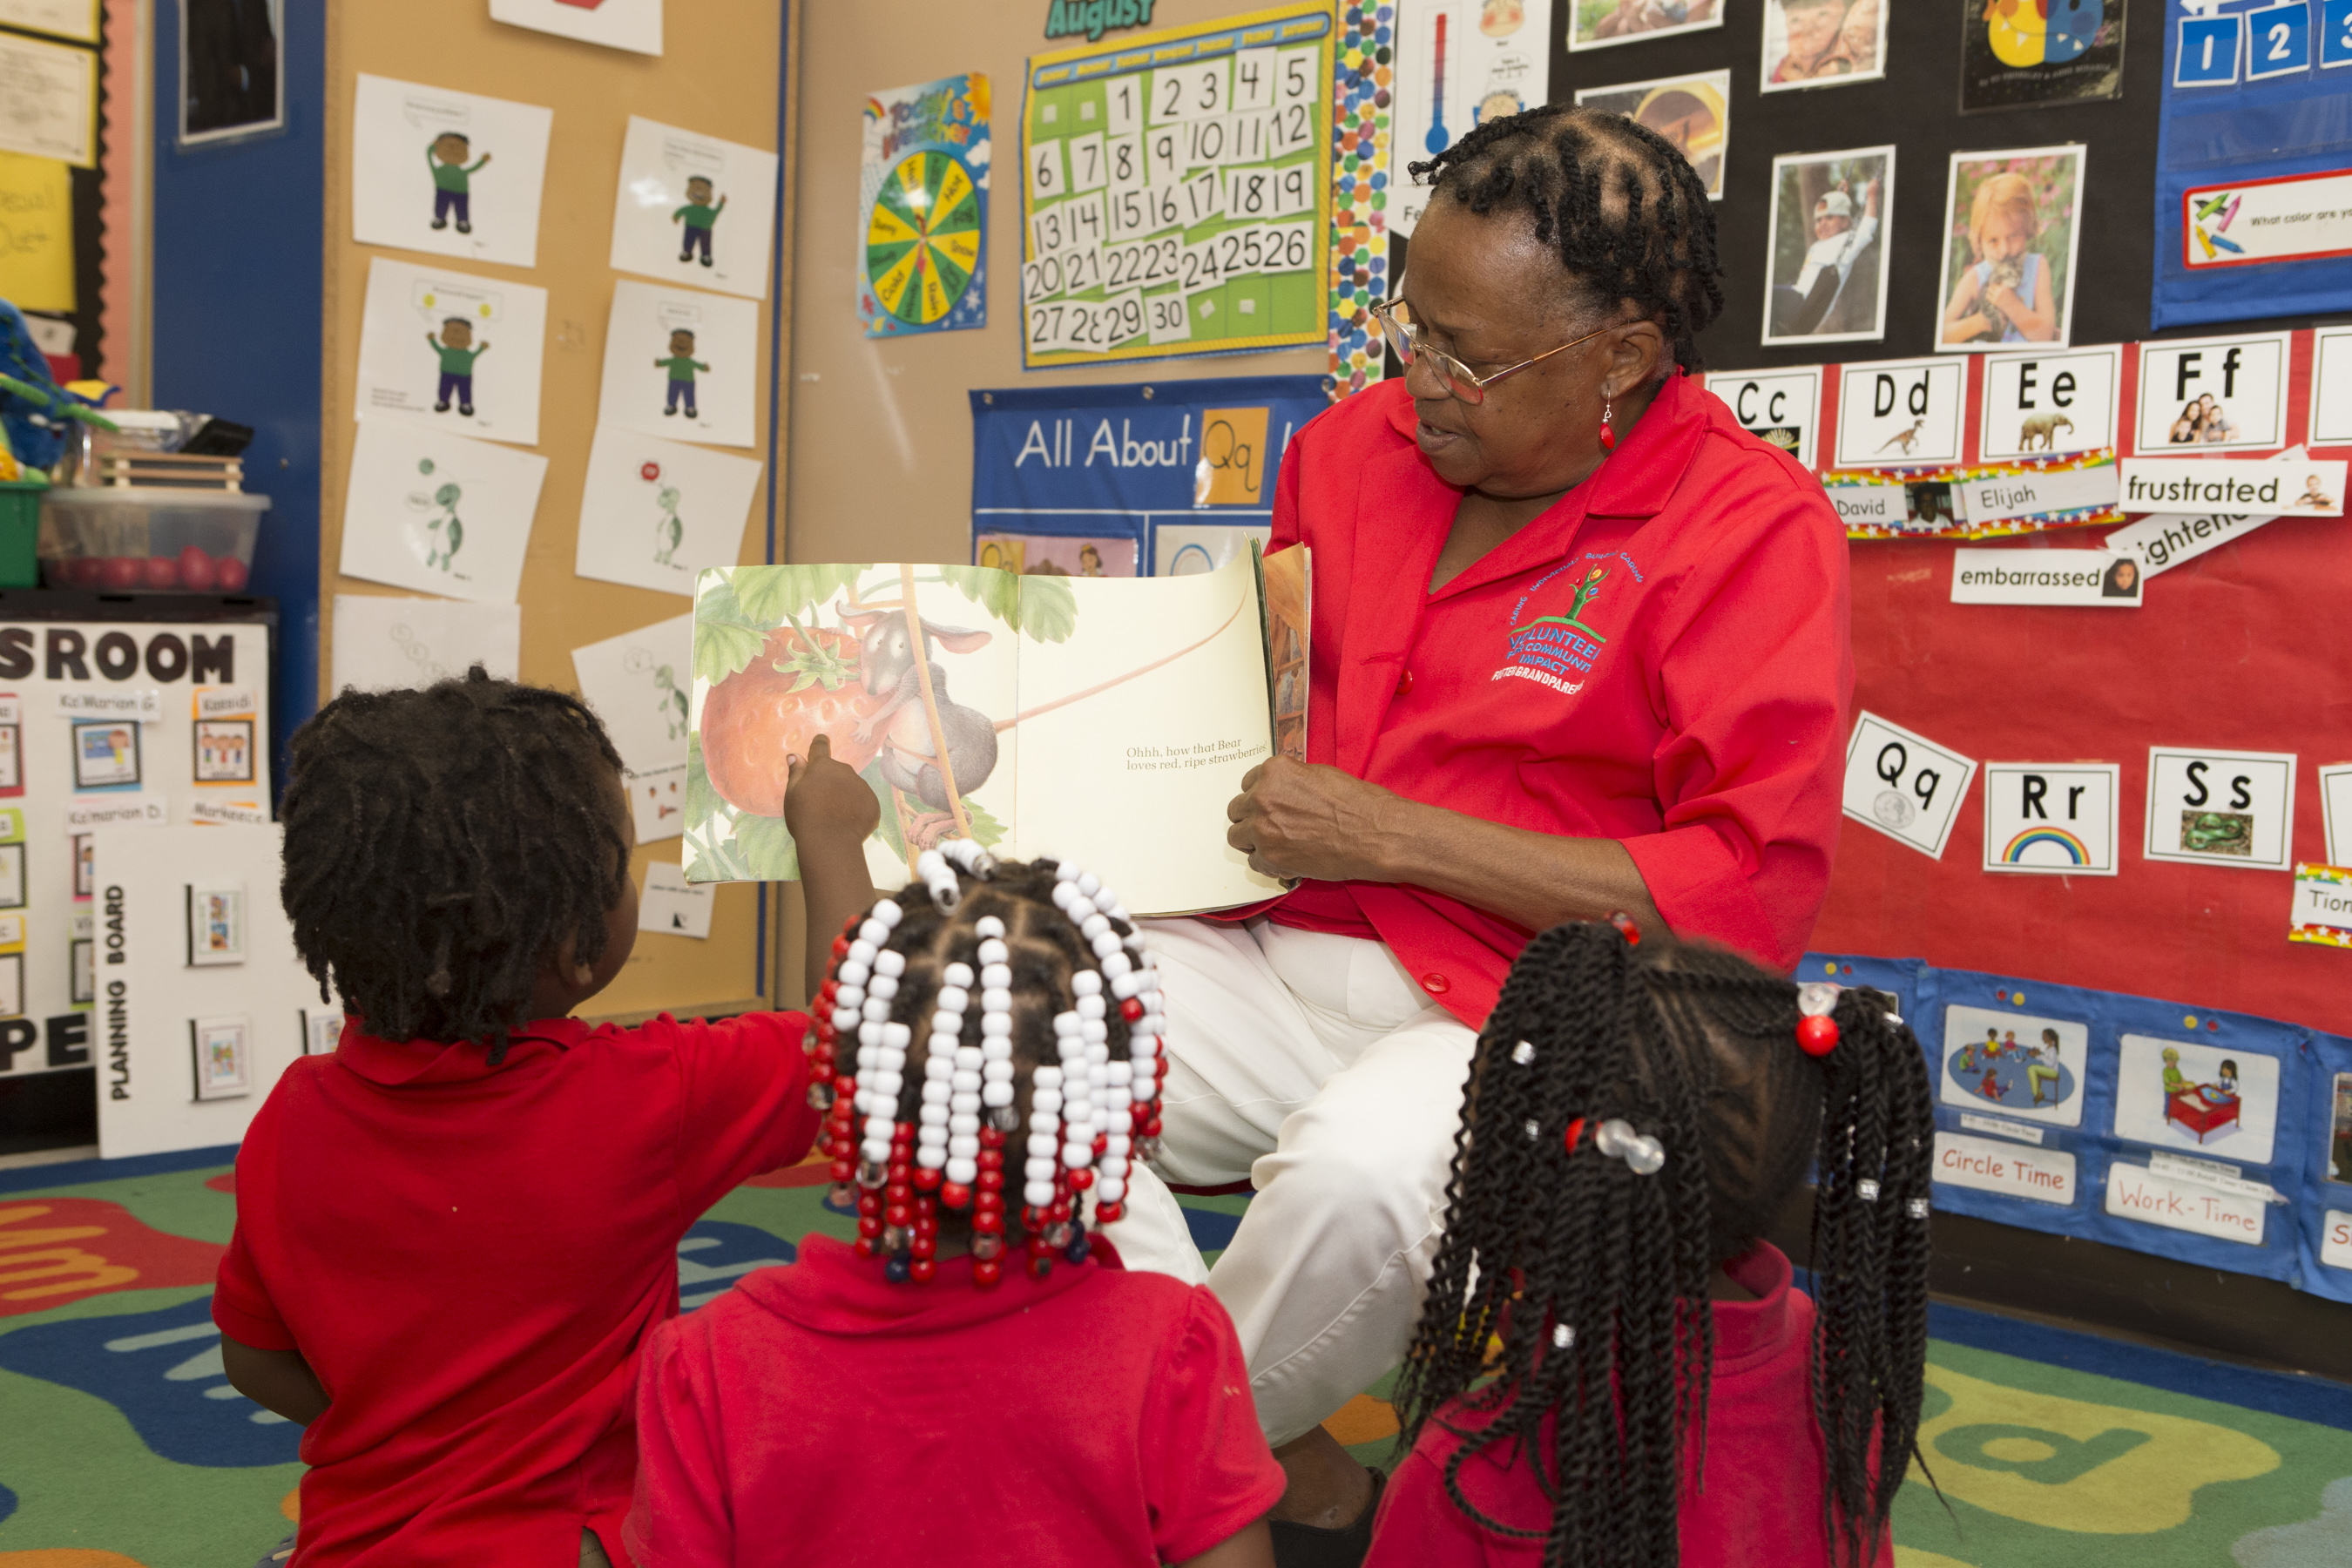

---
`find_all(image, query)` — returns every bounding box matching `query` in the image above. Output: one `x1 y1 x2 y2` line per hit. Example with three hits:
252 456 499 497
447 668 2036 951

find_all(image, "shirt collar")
332 1015 598 1086
1711 1240 1799 1372
739 1232 1125 1336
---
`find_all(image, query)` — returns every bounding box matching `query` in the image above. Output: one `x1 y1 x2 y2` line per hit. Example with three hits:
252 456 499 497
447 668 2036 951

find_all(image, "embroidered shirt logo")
1495 564 1611 695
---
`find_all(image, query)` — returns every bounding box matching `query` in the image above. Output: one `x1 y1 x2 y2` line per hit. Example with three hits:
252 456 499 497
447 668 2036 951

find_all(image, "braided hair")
280 668 629 1059
1409 104 1725 372
1391 924 1935 1568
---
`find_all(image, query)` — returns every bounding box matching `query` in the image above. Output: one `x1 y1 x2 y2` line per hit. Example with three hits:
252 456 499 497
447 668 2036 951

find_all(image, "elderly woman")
1105 105 1851 1563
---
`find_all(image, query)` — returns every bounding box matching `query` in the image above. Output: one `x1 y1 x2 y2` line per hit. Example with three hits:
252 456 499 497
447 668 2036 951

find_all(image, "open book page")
1260 544 1310 763
1012 551 1282 916
685 563 1029 885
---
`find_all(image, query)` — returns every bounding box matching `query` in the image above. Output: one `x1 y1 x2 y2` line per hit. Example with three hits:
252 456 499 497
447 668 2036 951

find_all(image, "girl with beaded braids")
1362 921 1934 1568
621 738 1285 1568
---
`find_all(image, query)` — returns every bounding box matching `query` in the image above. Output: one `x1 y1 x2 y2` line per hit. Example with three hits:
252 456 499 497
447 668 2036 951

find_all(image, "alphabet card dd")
1981 762 2120 875
1835 357 1966 470
2143 747 2295 871
1842 709 1976 859
1978 346 2118 462
2132 330 2291 451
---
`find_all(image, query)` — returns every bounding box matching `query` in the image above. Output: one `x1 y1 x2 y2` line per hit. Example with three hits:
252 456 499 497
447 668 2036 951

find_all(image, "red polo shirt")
624 1234 1286 1567
211 1010 819 1568
1261 373 1850 1022
1363 1242 1895 1568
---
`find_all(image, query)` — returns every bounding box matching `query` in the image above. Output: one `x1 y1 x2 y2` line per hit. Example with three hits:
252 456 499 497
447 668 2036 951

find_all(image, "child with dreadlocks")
213 671 850 1568
1362 921 1934 1568
621 740 1285 1567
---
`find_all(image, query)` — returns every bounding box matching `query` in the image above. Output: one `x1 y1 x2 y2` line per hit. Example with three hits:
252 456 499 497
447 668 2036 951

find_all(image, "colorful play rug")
2 1149 2349 1568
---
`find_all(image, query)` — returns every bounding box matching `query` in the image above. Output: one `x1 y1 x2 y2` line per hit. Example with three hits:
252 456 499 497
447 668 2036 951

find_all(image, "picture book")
686 548 1308 915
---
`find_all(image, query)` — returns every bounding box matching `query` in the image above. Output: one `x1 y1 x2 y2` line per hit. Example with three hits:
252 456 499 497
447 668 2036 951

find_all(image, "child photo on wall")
1761 145 1891 345
1761 0 1886 91
1568 0 1719 51
1936 145 2084 350
1572 70 1730 199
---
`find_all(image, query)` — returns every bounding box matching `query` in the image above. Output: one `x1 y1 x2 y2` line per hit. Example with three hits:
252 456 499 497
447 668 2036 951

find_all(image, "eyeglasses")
1369 295 1612 404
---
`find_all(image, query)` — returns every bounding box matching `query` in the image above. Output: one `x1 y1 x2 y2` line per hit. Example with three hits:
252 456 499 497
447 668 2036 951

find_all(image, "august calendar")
1020 3 1334 368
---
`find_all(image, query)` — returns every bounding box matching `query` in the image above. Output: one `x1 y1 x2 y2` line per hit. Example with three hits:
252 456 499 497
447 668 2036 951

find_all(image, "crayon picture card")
353 256 548 447
338 422 550 605
609 115 779 299
351 74 553 268
596 280 760 449
573 426 764 597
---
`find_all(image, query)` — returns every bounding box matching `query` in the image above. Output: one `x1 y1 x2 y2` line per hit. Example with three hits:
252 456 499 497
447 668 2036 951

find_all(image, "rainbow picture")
2002 827 2092 866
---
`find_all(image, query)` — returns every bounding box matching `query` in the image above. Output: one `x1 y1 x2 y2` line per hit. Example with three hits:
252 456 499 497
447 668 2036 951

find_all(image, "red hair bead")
1120 997 1145 1023
1796 1015 1840 1057
1095 1202 1124 1224
973 1258 1003 1288
910 1257 936 1283
913 1166 942 1192
1069 1168 1094 1191
940 1181 971 1210
1605 911 1640 946
830 935 849 958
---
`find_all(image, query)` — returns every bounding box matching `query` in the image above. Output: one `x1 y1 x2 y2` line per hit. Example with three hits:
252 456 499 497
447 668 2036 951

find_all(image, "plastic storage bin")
0 477 43 588
37 487 268 591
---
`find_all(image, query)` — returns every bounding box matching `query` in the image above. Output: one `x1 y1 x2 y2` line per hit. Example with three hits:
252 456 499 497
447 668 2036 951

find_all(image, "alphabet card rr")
1981 762 2119 875
1834 357 1966 470
1842 710 1976 859
2143 747 2295 871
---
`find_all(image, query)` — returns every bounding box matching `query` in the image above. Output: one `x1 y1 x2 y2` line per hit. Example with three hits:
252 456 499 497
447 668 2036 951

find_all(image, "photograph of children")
1962 0 2124 114
1568 0 1719 52
1938 1004 2087 1126
2332 1073 2352 1183
1936 146 2083 352
1761 0 1886 91
1573 71 1729 199
0 842 23 911
71 936 93 1004
193 719 256 784
0 716 18 794
2100 557 2140 599
70 719 140 791
188 885 247 966
985 536 1139 578
1762 147 1891 345
72 831 91 899
2113 1033 2281 1164
191 1015 252 1101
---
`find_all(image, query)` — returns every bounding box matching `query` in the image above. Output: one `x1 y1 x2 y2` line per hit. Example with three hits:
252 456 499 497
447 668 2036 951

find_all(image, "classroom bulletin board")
317 0 795 1022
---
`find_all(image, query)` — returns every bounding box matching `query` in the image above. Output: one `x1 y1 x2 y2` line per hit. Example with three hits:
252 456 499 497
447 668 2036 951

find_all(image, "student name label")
2133 331 2290 450
1979 347 2119 461
187 799 267 828
1982 763 2120 876
51 687 162 721
1835 358 1967 470
2289 862 2352 949
1823 483 1915 528
2144 747 2295 870
192 686 257 720
2105 1160 2267 1245
1703 366 1821 470
1950 551 2141 606
1842 711 1976 860
1955 463 2120 525
2118 458 2344 517
1934 1131 2076 1205
2103 511 2276 577
65 797 167 830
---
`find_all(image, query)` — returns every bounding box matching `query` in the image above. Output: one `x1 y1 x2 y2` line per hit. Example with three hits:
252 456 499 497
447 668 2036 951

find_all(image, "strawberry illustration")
701 628 888 817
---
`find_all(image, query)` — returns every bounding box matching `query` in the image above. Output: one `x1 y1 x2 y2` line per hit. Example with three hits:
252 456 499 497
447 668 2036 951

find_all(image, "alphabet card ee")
1842 710 1976 860
1978 346 2118 462
1835 358 1966 470
1981 762 2120 875
2143 747 2295 871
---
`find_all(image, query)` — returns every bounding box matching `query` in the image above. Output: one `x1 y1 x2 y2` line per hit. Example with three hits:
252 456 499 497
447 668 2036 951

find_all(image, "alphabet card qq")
1981 762 2119 875
1842 710 1976 859
2143 747 2295 870
1978 346 2118 462
1835 357 1966 470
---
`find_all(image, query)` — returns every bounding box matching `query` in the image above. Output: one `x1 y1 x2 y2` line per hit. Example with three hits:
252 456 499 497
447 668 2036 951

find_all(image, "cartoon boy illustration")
658 328 709 420
673 175 727 267
428 318 490 416
2161 1046 2186 1094
427 132 492 234
653 484 684 565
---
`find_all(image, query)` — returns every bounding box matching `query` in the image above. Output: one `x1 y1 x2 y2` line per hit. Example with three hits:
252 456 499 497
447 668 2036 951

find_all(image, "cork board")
317 1 796 1020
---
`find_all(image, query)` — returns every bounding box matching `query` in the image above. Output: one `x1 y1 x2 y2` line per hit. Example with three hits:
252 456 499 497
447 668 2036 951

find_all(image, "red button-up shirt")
1259 373 1850 1024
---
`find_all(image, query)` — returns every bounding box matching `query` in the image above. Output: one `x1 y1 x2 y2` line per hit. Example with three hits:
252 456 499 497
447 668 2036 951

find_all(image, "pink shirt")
1365 1243 1894 1568
1255 374 1852 1024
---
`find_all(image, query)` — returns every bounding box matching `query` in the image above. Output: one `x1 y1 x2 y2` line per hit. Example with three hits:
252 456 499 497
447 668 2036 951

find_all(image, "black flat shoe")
1270 1468 1384 1568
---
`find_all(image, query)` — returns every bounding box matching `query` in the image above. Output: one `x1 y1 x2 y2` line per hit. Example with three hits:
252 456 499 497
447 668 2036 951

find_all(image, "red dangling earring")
1597 397 1617 452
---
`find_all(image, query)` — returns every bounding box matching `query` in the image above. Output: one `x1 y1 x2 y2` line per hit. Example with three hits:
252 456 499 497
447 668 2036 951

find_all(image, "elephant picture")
2017 411 2075 451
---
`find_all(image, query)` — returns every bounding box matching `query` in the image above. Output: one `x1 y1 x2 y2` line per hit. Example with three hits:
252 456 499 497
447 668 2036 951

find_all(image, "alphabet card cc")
1981 762 2119 875
596 280 760 449
609 116 779 300
350 74 553 268
2143 747 2295 871
1842 710 1976 860
338 422 549 606
353 256 548 447
1701 365 1822 469
1978 346 2118 461
1834 357 1966 470
2132 330 2291 451
573 426 764 597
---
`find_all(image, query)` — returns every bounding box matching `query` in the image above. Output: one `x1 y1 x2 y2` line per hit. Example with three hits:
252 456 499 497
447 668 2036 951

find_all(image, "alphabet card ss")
2144 747 2295 870
596 280 760 449
1978 346 2117 462
1981 762 2119 875
2133 330 2291 451
1842 710 1976 859
1835 357 1965 470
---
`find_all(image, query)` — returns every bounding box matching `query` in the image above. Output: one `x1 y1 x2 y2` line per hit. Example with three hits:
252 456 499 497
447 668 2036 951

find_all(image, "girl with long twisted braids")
623 740 1283 1568
1362 922 1935 1568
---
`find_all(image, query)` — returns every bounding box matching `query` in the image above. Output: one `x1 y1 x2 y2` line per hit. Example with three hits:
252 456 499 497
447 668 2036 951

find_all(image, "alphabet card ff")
573 427 764 597
1842 710 1975 859
337 422 549 606
1940 1002 2087 1127
1978 346 2117 461
2133 331 2291 451
350 74 553 269
596 280 759 449
609 116 780 300
353 256 548 447
2143 747 2295 870
1981 762 2119 875
1835 358 1966 469
1700 365 1821 469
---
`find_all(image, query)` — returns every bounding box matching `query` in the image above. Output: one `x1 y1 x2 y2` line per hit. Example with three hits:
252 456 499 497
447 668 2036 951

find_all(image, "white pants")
1101 918 1478 1445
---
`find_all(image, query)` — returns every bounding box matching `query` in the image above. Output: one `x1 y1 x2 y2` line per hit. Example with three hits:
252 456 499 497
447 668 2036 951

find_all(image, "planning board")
1018 2 1333 368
